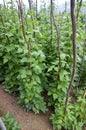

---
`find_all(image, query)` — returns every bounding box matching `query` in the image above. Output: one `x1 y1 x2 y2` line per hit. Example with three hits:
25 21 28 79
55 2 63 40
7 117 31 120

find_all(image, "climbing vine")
0 0 86 130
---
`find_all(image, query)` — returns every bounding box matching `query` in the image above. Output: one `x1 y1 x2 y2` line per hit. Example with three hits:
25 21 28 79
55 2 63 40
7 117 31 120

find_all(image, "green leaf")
48 91 52 96
3 55 10 64
33 65 42 74
17 47 23 53
47 65 54 72
25 98 29 104
32 75 41 84
6 45 14 52
54 67 58 72
53 93 58 100
21 57 28 63
19 69 27 78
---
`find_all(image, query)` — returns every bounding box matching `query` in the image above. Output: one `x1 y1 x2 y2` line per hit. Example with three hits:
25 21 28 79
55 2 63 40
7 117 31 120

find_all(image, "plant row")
0 2 86 130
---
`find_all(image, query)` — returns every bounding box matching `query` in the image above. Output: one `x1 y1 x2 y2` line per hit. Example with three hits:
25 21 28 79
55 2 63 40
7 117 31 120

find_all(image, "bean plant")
0 1 86 130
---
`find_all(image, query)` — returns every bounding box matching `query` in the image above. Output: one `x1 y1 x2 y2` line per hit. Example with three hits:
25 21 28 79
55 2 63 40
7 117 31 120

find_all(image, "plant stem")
64 0 77 113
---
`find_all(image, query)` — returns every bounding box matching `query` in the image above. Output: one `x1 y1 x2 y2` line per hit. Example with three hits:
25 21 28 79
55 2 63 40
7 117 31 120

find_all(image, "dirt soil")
0 84 53 130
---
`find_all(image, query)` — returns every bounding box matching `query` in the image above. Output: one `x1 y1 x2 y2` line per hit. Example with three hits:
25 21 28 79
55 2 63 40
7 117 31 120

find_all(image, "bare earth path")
0 84 52 130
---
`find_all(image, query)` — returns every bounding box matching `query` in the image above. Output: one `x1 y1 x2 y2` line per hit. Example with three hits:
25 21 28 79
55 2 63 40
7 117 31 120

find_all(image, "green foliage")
38 10 86 130
78 46 86 89
0 3 47 113
0 1 86 130
51 90 86 130
2 112 21 130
